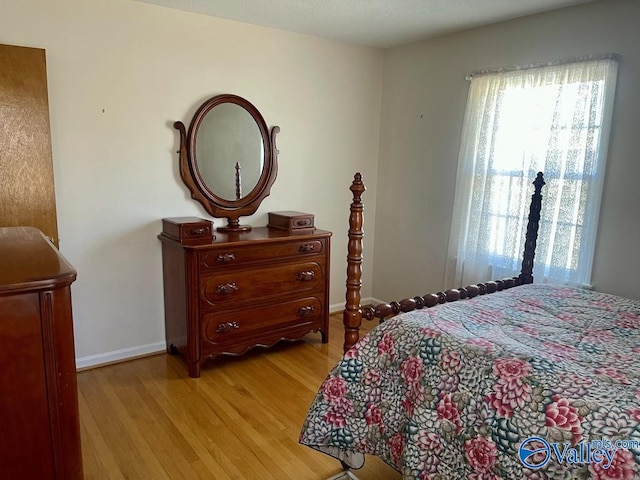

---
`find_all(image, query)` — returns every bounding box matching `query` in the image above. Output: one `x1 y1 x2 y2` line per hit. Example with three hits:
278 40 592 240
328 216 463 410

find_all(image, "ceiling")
137 0 597 48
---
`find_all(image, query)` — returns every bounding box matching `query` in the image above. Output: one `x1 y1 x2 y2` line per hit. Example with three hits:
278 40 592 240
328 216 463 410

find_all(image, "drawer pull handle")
215 321 239 334
297 306 315 316
297 270 315 281
190 227 206 235
216 253 236 263
215 282 239 295
299 244 315 253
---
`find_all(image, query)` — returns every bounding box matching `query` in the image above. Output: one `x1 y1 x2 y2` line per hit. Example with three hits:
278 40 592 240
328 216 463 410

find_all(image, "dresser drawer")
199 239 325 269
202 296 322 345
201 261 324 307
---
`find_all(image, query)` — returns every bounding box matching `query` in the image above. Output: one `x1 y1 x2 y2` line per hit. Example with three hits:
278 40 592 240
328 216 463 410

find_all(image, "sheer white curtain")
446 57 618 288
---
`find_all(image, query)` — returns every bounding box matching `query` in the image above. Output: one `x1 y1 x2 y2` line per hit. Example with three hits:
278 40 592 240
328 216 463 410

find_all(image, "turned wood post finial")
350 173 365 204
519 172 545 284
235 162 242 200
343 173 366 352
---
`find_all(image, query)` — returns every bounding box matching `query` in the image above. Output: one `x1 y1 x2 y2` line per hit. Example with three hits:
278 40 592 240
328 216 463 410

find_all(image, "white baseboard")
75 341 166 371
367 297 386 306
329 302 343 313
78 299 389 371
329 297 386 314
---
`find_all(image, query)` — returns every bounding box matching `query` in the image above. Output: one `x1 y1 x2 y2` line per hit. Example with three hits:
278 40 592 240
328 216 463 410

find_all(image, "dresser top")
159 225 331 249
0 227 77 294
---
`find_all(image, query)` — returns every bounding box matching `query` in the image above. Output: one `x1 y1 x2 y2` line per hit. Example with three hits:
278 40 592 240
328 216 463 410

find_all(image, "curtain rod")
465 53 619 81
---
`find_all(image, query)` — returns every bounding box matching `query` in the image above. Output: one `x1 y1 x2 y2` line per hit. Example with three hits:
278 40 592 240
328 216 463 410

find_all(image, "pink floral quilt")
299 284 640 479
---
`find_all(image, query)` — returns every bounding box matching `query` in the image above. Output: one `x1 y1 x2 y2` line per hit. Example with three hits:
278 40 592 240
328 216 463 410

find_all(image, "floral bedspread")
299 284 640 479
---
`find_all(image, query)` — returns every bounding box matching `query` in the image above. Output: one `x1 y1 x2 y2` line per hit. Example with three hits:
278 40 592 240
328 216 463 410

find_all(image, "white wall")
6 0 637 367
0 0 382 365
375 0 640 302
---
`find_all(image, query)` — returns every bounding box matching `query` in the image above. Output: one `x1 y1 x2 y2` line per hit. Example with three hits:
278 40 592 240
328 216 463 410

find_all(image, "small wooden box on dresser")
159 218 331 378
0 227 83 480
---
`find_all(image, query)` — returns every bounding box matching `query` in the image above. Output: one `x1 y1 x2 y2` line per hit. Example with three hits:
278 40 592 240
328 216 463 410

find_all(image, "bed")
299 173 640 479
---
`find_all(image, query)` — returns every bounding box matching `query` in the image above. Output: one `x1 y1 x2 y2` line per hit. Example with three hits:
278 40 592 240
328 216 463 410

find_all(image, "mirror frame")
174 94 279 232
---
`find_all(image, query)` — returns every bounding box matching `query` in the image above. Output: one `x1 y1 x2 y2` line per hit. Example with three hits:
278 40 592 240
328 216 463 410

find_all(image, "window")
446 56 618 288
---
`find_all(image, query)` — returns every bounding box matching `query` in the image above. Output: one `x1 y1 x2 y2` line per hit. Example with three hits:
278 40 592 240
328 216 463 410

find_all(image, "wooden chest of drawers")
159 225 331 377
0 227 83 479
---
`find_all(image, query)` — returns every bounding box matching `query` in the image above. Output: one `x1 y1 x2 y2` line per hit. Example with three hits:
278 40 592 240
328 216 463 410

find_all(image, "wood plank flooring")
77 314 402 480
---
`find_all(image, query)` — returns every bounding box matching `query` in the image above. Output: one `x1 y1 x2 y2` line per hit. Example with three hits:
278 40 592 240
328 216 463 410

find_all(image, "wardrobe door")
0 44 58 246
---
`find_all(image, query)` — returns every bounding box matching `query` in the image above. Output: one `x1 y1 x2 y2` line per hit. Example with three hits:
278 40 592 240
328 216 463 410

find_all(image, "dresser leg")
188 362 201 378
321 328 328 343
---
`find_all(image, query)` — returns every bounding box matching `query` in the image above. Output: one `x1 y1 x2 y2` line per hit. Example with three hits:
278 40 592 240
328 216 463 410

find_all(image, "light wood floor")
77 314 402 480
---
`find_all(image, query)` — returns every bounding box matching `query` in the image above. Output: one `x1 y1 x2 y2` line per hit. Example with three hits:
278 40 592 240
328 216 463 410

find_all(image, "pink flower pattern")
377 332 396 360
418 431 442 454
543 342 577 361
465 436 498 471
300 284 640 479
493 357 531 380
439 350 462 373
545 395 583 443
437 392 462 432
627 408 640 422
589 449 637 480
324 396 353 427
389 432 404 469
468 473 499 480
466 337 495 353
402 383 425 416
419 327 441 338
596 366 631 385
585 329 615 343
401 356 424 385
322 376 347 401
514 325 540 336
486 378 532 418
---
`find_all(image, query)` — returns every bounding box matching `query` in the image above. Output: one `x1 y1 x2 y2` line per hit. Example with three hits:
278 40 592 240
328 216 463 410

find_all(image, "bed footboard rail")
343 172 545 353
360 277 522 322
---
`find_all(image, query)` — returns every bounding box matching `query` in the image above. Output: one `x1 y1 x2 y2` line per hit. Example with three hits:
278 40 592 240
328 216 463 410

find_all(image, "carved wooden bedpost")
343 173 365 352
519 172 545 284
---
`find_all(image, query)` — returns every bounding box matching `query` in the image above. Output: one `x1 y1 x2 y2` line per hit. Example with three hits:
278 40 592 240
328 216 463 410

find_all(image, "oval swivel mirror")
174 94 279 233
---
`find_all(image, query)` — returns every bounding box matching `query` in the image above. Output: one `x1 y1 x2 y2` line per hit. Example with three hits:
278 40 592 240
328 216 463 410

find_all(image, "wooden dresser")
159 223 331 377
0 227 83 480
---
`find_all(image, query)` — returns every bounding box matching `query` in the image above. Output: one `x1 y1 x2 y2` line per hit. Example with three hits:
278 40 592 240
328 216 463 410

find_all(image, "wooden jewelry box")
268 211 315 233
161 217 214 244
